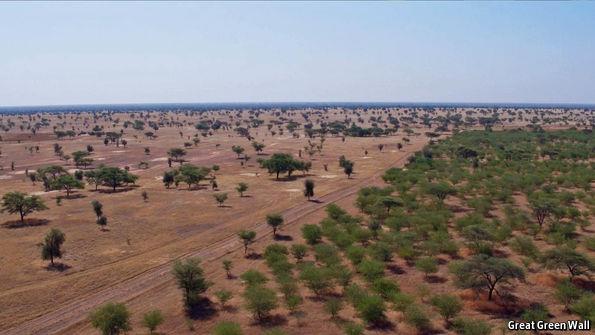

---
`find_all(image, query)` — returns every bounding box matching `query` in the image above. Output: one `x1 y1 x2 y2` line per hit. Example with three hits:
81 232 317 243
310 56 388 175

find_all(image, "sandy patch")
150 157 168 162
67 169 78 174
31 190 59 196
95 157 106 161
0 175 13 180
320 174 337 179
240 173 257 177
112 150 127 153
269 143 278 147
361 156 372 159
9 170 26 175
285 188 301 192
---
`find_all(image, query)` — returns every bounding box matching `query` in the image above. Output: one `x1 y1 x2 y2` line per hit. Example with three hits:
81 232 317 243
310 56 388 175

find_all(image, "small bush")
213 321 243 335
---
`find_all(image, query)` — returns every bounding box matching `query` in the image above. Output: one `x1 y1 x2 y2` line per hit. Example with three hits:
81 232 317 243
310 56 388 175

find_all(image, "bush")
213 321 243 335
404 304 430 331
346 245 367 265
570 294 595 322
343 322 365 335
243 285 278 321
290 244 308 261
372 277 400 299
240 270 268 287
89 303 131 335
415 257 438 277
451 318 491 335
430 294 462 324
324 297 343 319
521 303 550 323
509 236 540 259
554 279 582 310
390 292 414 312
299 264 332 295
355 294 386 325
302 224 323 244
357 259 385 282
142 310 163 334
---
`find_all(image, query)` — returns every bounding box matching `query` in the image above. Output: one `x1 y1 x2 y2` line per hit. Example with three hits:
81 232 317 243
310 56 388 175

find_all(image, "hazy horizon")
2 2 595 106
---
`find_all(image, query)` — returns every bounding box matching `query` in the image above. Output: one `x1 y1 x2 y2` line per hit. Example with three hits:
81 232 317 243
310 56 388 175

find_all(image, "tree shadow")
573 277 595 293
274 234 293 241
2 218 50 229
186 298 217 321
96 186 138 194
366 319 395 331
46 262 71 272
386 263 406 275
425 275 447 284
308 199 324 204
256 314 288 328
62 193 87 200
246 252 262 260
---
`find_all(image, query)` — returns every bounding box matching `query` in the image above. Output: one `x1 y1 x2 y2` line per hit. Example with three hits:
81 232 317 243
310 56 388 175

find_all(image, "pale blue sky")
1 1 594 106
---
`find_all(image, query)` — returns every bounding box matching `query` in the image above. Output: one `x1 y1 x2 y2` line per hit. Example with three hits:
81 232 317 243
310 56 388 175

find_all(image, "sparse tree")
238 230 256 255
41 228 65 266
214 193 228 207
266 213 284 236
304 179 315 201
89 302 131 335
223 259 233 279
142 310 164 334
236 182 248 197
172 257 211 307
1 191 48 223
542 247 594 279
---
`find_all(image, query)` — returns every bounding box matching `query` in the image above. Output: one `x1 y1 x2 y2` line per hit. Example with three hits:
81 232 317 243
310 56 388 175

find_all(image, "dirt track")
1 147 420 335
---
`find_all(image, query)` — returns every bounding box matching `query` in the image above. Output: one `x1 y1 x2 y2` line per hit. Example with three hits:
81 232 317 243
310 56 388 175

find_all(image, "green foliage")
240 270 268 287
41 228 65 266
324 297 343 319
451 318 492 335
236 182 248 196
142 310 164 334
266 213 284 235
214 290 233 308
238 230 256 254
290 244 308 262
415 257 438 277
1 191 48 222
403 304 430 331
357 259 385 282
542 247 594 279
569 294 595 322
430 294 463 323
259 153 308 179
89 302 131 335
213 321 243 335
299 263 332 295
355 294 386 325
243 285 278 321
302 224 322 244
343 322 365 335
509 236 540 259
521 303 550 323
172 258 211 307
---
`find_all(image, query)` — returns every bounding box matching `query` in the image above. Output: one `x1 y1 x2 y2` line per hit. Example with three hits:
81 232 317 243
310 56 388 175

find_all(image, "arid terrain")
0 105 593 335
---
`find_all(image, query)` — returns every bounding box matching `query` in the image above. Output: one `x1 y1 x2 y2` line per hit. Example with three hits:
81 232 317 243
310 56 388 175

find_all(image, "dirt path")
1 147 421 335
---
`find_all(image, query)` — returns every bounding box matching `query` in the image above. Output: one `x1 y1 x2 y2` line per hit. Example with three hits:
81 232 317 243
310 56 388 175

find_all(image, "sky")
1 1 595 106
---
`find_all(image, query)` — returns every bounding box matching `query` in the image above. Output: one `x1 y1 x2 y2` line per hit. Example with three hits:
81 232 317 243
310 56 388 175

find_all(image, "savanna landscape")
0 105 593 335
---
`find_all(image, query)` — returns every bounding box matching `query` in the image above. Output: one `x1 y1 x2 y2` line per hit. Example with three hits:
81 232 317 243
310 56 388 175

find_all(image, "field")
0 106 593 335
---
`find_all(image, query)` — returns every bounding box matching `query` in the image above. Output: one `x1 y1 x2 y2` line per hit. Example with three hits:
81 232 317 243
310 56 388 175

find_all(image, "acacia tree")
167 148 187 165
1 191 48 223
172 257 211 307
41 228 65 266
238 230 256 255
451 254 525 300
425 182 456 203
304 179 315 201
95 166 138 191
89 303 131 335
232 145 245 158
213 193 228 207
252 141 265 154
542 247 594 279
266 213 284 236
52 174 84 197
529 194 558 229
236 182 248 197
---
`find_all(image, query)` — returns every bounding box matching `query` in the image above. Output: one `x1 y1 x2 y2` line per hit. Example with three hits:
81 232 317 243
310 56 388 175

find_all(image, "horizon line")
1 101 595 111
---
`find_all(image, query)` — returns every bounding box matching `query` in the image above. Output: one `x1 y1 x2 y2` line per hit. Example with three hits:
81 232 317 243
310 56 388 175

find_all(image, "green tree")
52 174 84 197
542 247 594 279
324 297 343 319
91 200 103 218
291 244 308 262
404 304 430 332
450 254 525 300
213 321 243 335
415 257 438 278
240 269 268 287
355 294 386 325
425 182 456 203
232 145 245 158
89 302 131 335
266 213 284 236
141 310 164 334
554 279 582 311
238 230 256 255
213 193 228 207
304 179 315 200
236 182 248 197
1 191 48 223
96 166 138 191
214 289 233 309
302 224 322 244
41 228 65 266
222 259 233 279
97 216 108 231
167 147 187 164
430 294 462 326
252 141 265 154
172 258 211 307
162 171 175 188
243 285 278 322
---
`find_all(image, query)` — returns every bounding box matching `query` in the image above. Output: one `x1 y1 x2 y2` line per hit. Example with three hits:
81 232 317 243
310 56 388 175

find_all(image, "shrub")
302 224 322 244
355 294 386 325
404 304 430 331
213 321 243 335
299 264 332 295
372 277 400 300
324 298 344 319
290 244 308 262
451 318 491 335
243 285 278 321
509 236 540 259
357 259 385 282
89 303 131 335
142 310 164 334
554 279 582 310
415 257 438 278
346 245 367 265
430 294 462 324
240 270 268 287
343 322 365 335
570 294 595 322
390 292 414 312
